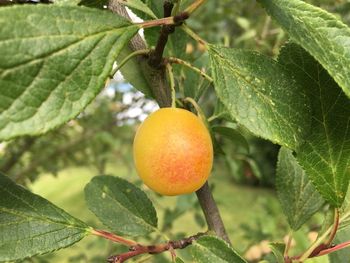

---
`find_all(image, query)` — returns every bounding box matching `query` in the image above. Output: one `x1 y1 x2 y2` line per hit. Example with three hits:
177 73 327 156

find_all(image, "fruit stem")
166 63 176 108
183 97 211 131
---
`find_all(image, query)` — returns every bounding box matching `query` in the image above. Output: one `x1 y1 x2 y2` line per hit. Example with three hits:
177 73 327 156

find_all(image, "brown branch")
108 0 172 107
316 241 350 257
196 182 231 245
148 1 175 68
290 240 350 261
107 233 205 263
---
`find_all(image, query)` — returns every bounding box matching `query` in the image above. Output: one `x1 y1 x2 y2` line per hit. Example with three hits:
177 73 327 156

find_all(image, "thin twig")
184 0 206 15
139 17 175 28
316 241 350 257
325 208 340 247
107 233 206 263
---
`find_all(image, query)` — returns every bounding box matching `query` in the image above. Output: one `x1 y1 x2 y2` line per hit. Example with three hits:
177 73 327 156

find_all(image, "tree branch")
107 232 205 263
196 182 231 245
108 0 172 107
148 1 175 68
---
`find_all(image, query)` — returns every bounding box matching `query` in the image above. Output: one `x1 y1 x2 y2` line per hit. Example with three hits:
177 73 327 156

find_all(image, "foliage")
0 5 138 140
0 172 90 262
276 147 324 231
1 0 350 262
85 175 158 236
0 90 140 184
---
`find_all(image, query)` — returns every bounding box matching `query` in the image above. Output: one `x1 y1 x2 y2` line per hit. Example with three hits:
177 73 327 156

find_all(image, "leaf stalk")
167 57 213 82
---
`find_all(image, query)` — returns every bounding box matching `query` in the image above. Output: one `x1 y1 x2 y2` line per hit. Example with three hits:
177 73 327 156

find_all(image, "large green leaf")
209 45 310 149
276 147 324 230
279 43 350 207
191 236 247 263
0 172 90 262
259 0 350 98
84 176 158 237
0 5 138 141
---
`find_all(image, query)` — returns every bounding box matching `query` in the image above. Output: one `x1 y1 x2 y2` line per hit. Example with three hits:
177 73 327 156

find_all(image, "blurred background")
1 0 349 262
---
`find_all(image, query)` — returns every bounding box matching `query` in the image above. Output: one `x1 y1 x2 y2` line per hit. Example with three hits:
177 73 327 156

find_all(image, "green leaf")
212 126 249 154
269 243 285 263
279 43 350 207
84 175 158 237
175 257 185 263
191 236 247 263
0 172 90 262
211 99 232 122
181 54 210 100
117 0 158 19
259 0 350 98
276 147 324 230
0 5 138 141
209 45 310 149
116 46 154 98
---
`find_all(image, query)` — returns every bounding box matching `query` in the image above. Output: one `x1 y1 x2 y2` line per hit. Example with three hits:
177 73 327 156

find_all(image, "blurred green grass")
27 165 328 263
